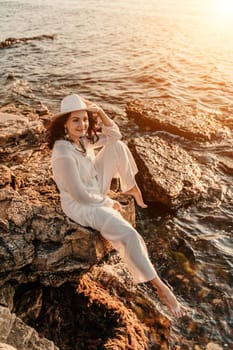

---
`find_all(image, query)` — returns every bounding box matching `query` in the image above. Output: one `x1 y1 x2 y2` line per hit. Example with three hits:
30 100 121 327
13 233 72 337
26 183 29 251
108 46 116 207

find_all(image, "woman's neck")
71 138 86 154
69 135 80 145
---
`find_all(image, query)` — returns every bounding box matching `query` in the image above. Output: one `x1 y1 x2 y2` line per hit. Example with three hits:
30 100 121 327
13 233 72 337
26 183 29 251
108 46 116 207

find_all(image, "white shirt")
51 121 122 224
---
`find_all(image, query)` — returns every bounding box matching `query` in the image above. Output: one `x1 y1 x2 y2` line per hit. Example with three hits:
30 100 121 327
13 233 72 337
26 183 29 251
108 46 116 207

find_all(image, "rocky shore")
0 35 55 50
0 100 232 350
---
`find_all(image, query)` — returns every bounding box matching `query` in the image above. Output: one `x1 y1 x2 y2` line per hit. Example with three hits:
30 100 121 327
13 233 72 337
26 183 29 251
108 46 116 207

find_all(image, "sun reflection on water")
212 0 233 17
186 0 233 63
204 0 233 31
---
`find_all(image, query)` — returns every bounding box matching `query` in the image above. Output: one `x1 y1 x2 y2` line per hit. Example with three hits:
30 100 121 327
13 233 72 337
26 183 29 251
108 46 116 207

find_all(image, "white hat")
55 94 87 117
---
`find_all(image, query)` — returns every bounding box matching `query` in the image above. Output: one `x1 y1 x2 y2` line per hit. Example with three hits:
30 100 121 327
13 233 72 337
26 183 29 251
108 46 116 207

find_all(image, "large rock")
0 171 134 287
0 109 135 287
126 100 230 141
128 135 202 207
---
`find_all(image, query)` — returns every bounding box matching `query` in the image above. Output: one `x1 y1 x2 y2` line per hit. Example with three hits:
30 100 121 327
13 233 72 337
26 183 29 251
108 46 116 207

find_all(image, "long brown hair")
46 111 99 149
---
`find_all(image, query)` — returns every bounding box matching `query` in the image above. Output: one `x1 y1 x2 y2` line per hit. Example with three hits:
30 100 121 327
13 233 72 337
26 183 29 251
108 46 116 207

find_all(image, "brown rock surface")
0 306 58 350
128 135 202 207
126 100 230 141
34 263 171 350
0 156 134 288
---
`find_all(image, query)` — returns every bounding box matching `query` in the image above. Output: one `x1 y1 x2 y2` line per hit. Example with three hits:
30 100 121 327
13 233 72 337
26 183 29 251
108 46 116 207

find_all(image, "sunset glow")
207 0 233 27
213 0 233 17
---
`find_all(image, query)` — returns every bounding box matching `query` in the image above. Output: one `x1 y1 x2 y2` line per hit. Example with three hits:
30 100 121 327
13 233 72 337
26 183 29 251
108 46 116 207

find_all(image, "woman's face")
65 110 89 141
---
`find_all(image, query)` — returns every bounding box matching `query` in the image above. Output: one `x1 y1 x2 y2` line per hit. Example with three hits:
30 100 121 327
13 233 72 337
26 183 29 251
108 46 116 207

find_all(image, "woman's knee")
110 140 132 160
104 139 126 152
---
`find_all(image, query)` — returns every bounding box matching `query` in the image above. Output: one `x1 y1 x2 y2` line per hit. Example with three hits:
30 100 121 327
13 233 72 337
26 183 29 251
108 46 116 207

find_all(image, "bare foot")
156 283 186 318
123 184 148 208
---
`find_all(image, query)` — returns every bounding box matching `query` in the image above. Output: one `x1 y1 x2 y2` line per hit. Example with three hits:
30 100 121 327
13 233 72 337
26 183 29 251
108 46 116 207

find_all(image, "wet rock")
89 264 172 348
126 100 230 141
76 271 150 350
0 306 58 350
128 135 202 207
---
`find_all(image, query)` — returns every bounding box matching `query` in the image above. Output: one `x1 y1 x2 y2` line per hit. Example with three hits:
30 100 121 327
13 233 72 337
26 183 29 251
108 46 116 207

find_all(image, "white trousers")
92 140 156 284
94 139 139 194
65 140 157 284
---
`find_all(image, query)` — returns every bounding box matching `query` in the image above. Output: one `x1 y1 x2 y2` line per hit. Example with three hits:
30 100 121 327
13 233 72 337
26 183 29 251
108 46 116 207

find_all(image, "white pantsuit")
51 121 156 283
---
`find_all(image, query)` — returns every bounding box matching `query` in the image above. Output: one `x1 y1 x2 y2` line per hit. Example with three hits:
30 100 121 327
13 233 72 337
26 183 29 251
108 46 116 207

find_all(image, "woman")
46 93 185 318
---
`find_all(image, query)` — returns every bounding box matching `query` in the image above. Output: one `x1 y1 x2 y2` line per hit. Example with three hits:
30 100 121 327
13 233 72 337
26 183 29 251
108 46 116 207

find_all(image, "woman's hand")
82 98 101 114
87 104 101 114
82 98 101 121
112 200 124 213
82 97 113 127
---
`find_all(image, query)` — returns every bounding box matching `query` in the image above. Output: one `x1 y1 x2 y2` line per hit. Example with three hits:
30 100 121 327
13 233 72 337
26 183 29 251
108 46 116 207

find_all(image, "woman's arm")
90 122 121 149
84 100 122 148
96 107 113 127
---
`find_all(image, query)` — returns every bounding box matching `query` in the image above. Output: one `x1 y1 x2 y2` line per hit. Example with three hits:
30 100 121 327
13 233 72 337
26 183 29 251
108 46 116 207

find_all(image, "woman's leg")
122 183 147 208
94 140 147 207
92 206 185 318
92 206 157 283
150 275 186 318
